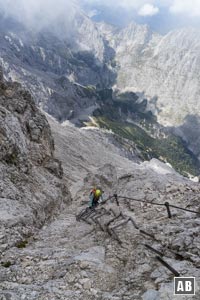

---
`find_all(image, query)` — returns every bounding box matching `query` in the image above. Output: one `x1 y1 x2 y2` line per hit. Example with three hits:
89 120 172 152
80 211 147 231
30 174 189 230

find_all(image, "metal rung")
76 208 89 221
105 212 124 227
93 210 112 220
82 210 96 220
81 217 93 225
111 228 122 244
129 218 139 230
76 207 96 220
156 256 180 277
108 208 117 217
144 244 164 257
111 219 129 230
140 229 155 240
111 217 139 231
91 217 104 231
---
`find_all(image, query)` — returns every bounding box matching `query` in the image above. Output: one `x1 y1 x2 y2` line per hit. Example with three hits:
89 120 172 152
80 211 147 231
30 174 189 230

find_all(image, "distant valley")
0 8 200 175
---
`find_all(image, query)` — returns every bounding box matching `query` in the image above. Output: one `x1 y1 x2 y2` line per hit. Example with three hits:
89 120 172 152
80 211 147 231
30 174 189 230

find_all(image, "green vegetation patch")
4 152 18 166
96 89 156 123
16 240 28 249
1 261 12 268
95 117 200 176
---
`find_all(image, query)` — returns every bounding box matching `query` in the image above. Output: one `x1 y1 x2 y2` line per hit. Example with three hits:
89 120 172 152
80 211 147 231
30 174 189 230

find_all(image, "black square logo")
174 277 195 295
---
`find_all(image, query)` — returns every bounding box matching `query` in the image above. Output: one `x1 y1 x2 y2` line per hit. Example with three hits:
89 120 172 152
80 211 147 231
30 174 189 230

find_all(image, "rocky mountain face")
1 5 200 300
2 16 200 132
0 13 200 127
96 22 200 160
0 13 116 122
1 107 200 299
1 12 200 165
0 69 71 252
98 23 200 126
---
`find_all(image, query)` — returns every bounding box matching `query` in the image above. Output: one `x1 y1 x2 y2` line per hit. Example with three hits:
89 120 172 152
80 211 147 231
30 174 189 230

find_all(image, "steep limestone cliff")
0 70 71 250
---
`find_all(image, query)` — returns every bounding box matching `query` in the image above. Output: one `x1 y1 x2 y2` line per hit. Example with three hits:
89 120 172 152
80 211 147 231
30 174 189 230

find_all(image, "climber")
89 187 104 208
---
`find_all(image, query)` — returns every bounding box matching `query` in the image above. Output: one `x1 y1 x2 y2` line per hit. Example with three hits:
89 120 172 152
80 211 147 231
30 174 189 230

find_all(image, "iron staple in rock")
144 244 164 257
155 255 180 277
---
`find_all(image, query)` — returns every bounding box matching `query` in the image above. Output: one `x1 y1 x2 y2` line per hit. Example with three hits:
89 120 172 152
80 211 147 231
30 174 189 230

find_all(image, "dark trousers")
91 197 99 208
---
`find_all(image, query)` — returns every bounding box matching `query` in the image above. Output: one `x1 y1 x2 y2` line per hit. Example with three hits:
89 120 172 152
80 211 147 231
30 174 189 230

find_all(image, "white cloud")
87 9 99 18
0 0 77 32
0 0 200 33
2 0 198 23
82 0 200 18
81 0 158 10
138 3 159 16
170 0 200 17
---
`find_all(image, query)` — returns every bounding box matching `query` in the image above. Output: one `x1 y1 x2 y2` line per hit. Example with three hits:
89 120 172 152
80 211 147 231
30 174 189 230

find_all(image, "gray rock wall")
0 71 71 250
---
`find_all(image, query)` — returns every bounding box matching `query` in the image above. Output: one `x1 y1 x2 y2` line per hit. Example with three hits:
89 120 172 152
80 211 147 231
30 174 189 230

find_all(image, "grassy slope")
95 117 199 176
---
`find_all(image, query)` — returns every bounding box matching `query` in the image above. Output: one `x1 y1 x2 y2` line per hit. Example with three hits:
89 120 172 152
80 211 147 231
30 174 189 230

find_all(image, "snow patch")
142 158 176 175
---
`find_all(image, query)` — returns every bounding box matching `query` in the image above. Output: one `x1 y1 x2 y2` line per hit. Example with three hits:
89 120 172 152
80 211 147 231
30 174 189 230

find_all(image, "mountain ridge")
1 11 200 169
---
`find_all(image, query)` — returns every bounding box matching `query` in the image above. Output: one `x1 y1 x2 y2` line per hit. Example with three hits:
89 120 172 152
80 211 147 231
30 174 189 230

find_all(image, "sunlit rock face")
97 22 200 157
97 23 200 126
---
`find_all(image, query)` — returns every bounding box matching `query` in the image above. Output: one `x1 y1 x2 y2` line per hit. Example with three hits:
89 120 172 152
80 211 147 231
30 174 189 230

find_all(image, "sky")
81 0 200 17
81 0 200 33
0 0 200 34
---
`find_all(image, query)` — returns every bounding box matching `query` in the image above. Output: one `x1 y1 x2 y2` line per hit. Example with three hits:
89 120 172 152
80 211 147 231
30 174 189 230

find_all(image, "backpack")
95 189 102 197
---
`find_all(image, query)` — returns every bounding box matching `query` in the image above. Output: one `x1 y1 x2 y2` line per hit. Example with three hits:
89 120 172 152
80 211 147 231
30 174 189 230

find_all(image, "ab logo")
174 277 195 295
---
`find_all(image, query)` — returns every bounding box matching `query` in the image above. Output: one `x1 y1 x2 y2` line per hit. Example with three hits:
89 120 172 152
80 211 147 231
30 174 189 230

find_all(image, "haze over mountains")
0 1 200 163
